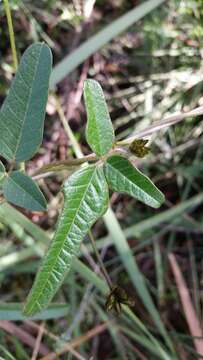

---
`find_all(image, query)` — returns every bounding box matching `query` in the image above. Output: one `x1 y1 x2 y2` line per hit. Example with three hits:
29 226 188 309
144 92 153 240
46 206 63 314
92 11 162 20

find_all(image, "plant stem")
32 146 129 178
88 231 112 290
32 154 98 176
3 0 18 71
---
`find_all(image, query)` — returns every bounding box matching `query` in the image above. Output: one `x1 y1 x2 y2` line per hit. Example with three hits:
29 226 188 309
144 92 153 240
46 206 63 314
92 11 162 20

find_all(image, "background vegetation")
0 0 203 358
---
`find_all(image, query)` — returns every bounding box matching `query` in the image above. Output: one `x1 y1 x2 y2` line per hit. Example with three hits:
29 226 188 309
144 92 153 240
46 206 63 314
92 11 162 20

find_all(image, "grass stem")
3 0 18 71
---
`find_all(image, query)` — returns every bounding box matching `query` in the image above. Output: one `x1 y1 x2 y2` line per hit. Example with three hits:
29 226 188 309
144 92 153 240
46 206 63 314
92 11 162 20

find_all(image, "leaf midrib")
14 45 43 160
107 162 157 203
26 166 97 314
87 89 103 155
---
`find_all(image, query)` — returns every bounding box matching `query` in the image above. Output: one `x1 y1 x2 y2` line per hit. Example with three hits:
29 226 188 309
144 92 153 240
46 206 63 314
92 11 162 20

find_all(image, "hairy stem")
32 154 98 176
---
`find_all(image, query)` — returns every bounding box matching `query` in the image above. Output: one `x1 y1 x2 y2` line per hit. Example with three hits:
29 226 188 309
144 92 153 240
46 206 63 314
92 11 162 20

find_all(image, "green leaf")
84 79 115 156
0 43 52 162
0 161 5 181
23 164 109 316
0 303 68 320
104 155 165 208
3 171 47 211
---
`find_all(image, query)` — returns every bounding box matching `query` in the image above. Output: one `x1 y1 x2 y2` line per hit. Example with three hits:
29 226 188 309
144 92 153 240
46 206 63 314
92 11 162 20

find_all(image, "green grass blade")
0 203 175 358
0 345 16 360
103 208 175 354
122 326 170 360
0 202 49 243
98 192 203 245
125 192 203 238
0 247 40 271
92 302 129 359
1 192 202 272
50 0 166 88
0 303 68 320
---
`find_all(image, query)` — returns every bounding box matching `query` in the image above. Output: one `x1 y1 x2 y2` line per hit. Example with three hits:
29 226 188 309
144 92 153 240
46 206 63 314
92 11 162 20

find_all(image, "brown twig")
25 321 85 360
31 322 45 360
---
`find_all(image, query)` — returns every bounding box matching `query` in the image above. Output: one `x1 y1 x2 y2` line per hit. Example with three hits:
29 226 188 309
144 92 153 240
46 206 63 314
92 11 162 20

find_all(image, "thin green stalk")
3 0 18 71
88 231 112 290
55 95 84 158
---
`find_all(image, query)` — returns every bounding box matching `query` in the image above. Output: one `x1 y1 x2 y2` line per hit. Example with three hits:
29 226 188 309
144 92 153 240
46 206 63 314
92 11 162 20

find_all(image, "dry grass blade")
40 321 111 360
0 321 50 356
31 322 45 360
168 253 203 356
118 106 203 144
25 321 85 360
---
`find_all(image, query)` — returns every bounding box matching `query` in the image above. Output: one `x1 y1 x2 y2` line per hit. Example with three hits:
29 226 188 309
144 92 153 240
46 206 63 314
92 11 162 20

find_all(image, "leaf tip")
83 78 103 95
153 191 165 209
22 300 33 317
84 78 97 86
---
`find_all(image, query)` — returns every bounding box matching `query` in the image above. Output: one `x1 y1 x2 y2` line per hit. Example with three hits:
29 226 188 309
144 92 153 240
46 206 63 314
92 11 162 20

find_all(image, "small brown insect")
129 139 150 158
105 285 135 315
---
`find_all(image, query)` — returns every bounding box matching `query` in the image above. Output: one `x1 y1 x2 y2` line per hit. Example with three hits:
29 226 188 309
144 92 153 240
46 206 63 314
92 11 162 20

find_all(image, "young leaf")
84 79 115 156
129 139 150 158
0 43 52 162
3 171 47 211
23 165 109 316
104 155 165 208
0 161 5 181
